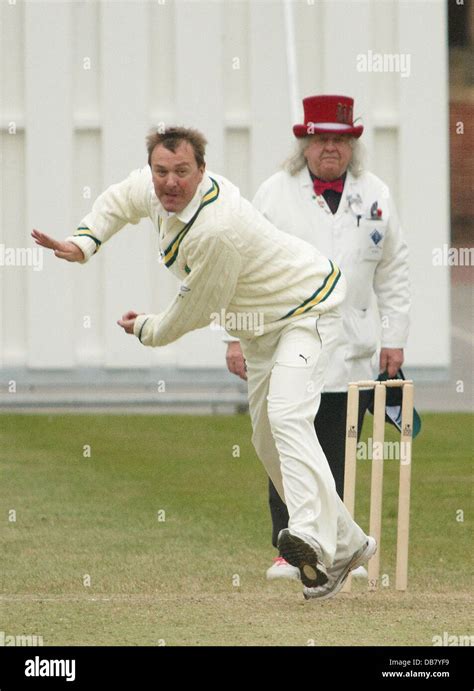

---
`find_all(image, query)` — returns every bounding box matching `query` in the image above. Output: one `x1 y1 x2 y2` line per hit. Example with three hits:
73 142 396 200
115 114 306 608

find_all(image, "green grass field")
0 412 472 646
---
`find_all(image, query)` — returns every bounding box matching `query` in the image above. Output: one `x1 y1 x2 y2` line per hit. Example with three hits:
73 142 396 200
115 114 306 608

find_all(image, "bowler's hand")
379 348 404 378
226 341 247 381
31 229 85 262
117 310 143 335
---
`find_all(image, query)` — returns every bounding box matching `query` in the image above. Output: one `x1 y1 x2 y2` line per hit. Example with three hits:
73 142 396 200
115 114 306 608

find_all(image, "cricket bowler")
32 126 376 600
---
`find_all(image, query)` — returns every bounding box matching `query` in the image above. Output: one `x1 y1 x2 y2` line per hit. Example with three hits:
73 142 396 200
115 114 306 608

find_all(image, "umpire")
225 94 411 580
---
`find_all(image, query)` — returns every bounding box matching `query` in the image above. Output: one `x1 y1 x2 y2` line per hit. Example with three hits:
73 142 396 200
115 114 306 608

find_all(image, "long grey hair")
283 135 366 177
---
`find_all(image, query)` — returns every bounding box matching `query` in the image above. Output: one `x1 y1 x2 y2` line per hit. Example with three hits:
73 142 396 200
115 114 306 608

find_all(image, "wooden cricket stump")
342 379 414 593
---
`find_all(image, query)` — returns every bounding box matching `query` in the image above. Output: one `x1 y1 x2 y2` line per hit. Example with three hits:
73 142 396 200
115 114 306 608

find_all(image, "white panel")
24 1 75 368
398 0 450 368
293 0 324 101
223 1 251 195
373 128 399 206
371 0 398 117
0 0 24 123
174 0 225 171
249 0 293 191
225 128 251 201
0 132 26 368
72 0 100 121
73 130 104 366
224 0 250 119
150 0 176 119
71 2 103 367
100 0 155 368
0 0 25 368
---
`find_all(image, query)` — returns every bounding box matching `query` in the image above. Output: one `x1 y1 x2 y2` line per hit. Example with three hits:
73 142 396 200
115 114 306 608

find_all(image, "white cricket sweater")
68 168 346 347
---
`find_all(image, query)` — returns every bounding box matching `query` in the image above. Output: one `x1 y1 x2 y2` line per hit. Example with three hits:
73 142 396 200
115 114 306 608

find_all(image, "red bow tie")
313 177 344 196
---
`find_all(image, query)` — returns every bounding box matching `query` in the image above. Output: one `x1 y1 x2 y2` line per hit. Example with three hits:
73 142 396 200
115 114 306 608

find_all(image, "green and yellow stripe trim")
163 178 220 269
280 260 341 320
73 226 101 254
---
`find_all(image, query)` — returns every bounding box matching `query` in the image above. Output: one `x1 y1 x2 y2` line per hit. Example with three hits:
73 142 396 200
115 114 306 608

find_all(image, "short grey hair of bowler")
283 135 366 177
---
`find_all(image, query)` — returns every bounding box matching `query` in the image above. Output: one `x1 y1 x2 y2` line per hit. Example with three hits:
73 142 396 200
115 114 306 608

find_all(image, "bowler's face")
304 134 353 181
150 142 205 213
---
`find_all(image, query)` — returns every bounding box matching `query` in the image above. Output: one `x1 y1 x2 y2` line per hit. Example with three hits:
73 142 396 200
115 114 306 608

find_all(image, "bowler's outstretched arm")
31 229 84 262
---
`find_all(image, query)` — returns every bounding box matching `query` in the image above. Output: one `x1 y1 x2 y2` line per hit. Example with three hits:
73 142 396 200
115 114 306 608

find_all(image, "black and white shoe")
303 536 377 601
277 529 328 588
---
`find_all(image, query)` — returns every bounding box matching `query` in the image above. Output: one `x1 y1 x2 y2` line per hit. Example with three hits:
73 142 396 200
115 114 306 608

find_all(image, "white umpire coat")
252 167 410 391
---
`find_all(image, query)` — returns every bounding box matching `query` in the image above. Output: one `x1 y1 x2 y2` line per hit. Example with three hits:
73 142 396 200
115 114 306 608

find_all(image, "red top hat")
293 95 363 138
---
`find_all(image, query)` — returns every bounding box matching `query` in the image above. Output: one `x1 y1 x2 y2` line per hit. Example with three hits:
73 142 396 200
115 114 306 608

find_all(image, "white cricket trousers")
240 310 367 568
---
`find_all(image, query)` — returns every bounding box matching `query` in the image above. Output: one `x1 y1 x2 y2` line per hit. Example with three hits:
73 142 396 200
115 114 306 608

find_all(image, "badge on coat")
370 201 383 219
370 229 383 246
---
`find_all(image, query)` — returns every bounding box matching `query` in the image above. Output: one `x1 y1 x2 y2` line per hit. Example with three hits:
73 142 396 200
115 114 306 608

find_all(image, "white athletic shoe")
351 565 368 579
266 556 300 581
303 536 377 601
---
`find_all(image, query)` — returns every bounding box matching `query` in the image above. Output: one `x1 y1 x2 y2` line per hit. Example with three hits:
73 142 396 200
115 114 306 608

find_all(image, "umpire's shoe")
303 536 377 601
277 529 328 588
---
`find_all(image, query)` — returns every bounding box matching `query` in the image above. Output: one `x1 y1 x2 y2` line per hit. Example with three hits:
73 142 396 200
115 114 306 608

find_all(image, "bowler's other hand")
226 341 247 381
117 311 143 335
31 229 84 262
379 348 404 379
